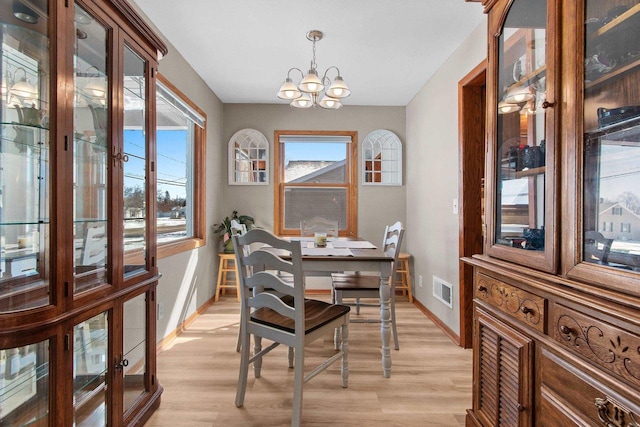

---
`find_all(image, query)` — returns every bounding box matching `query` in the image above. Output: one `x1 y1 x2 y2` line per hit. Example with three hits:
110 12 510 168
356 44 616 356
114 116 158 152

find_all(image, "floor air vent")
433 276 453 309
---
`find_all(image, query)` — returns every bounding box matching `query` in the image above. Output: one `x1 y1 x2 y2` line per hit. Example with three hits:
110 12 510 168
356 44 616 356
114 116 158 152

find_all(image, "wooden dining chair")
232 229 350 427
331 221 404 350
300 216 339 237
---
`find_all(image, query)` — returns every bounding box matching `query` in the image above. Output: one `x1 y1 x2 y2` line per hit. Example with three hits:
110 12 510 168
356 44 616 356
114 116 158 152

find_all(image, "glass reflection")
73 3 108 294
123 46 147 278
73 311 108 426
582 0 640 272
123 293 147 414
0 341 50 425
495 0 548 251
0 1 51 312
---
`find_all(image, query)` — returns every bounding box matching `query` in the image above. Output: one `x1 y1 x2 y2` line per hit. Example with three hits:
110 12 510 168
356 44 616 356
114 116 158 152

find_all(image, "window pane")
74 311 108 426
284 142 346 183
0 341 50 425
495 0 548 251
283 187 347 230
583 125 640 270
123 293 147 414
156 89 194 244
123 46 147 278
74 3 108 293
1 9 51 311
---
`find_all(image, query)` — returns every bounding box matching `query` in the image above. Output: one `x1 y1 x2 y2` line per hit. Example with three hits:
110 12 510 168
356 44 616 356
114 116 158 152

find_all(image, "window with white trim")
228 128 269 185
362 129 402 185
155 75 206 255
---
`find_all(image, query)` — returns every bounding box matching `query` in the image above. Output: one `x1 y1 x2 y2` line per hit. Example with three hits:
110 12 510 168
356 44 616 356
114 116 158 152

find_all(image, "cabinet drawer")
475 273 546 333
541 349 640 426
551 304 640 390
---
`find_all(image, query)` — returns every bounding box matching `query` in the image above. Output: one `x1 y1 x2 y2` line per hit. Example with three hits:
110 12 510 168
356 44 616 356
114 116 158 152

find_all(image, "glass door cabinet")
468 0 640 424
485 0 558 272
0 0 166 425
570 0 640 293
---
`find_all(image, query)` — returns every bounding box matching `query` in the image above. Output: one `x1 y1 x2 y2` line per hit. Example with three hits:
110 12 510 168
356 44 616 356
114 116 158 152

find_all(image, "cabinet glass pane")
0 341 50 425
0 1 51 312
123 292 147 414
583 0 640 271
74 311 108 427
74 4 108 294
495 0 548 251
123 46 147 278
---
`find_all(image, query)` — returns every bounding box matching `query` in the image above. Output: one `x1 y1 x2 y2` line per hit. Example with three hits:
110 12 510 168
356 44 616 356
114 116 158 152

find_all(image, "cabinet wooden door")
563 0 640 295
484 0 559 273
473 308 533 427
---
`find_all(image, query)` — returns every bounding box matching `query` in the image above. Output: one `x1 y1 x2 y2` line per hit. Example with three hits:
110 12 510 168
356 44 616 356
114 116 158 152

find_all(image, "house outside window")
155 75 206 257
274 131 357 237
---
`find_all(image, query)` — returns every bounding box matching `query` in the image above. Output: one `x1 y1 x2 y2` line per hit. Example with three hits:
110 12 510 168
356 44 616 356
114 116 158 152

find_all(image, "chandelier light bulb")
277 78 301 100
498 101 521 114
504 86 534 104
291 93 313 108
326 76 350 99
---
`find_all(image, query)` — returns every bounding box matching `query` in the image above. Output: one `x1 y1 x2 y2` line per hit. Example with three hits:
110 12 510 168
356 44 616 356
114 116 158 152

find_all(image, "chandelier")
277 30 351 109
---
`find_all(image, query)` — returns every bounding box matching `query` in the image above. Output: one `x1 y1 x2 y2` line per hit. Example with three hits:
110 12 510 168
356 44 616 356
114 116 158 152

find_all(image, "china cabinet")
0 0 167 425
466 0 640 425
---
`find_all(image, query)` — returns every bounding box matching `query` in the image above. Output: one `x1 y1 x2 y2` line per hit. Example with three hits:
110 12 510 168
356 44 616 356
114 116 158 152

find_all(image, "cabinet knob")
559 325 573 335
542 100 555 109
521 306 533 315
517 403 526 412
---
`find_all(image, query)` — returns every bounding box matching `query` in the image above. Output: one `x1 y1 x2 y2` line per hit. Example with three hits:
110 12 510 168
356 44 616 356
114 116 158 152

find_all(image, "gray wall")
405 19 487 336
223 104 407 257
149 40 226 342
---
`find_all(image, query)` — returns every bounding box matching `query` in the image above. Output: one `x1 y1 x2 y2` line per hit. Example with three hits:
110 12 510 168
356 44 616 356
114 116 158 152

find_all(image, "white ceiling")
132 0 485 107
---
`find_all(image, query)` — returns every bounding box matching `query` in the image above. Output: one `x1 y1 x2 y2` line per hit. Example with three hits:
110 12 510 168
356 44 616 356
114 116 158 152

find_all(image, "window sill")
158 237 206 259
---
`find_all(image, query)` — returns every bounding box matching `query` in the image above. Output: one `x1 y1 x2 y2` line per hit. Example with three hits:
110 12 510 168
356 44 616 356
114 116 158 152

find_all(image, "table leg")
379 272 391 378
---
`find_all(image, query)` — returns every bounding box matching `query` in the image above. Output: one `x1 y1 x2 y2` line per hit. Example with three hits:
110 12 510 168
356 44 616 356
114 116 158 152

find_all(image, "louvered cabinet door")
473 308 533 427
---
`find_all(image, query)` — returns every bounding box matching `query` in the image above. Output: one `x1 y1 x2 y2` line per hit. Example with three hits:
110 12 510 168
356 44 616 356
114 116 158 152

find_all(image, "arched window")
362 129 402 185
228 128 269 185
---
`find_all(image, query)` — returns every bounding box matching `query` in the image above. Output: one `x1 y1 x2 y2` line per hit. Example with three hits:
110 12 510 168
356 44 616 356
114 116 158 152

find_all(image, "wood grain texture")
146 296 472 426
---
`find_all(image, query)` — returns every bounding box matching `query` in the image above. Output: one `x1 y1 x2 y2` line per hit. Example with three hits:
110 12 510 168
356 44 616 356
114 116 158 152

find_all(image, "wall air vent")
433 276 453 309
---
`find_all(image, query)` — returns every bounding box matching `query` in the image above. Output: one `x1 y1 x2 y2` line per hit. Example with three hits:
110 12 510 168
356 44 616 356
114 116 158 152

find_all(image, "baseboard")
156 296 216 352
157 292 462 352
305 289 331 295
412 298 461 346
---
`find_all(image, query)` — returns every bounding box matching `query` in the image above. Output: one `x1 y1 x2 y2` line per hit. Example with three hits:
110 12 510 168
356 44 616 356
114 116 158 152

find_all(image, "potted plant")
213 210 254 253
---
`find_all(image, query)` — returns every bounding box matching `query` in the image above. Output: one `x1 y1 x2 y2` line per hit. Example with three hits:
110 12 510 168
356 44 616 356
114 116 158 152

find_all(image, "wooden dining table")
274 237 396 378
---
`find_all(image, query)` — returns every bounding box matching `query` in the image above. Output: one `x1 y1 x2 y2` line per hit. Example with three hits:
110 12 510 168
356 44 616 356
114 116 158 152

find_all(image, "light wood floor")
146 295 472 426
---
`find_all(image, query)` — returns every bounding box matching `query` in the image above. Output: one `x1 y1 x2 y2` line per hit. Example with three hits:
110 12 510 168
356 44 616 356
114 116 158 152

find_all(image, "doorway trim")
458 60 486 349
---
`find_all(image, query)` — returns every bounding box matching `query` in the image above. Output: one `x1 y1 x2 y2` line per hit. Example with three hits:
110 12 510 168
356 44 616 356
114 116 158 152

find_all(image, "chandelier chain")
312 38 317 70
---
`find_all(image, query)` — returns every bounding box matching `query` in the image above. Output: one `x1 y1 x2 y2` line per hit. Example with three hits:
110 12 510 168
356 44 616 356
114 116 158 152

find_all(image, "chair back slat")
246 270 296 296
248 292 295 319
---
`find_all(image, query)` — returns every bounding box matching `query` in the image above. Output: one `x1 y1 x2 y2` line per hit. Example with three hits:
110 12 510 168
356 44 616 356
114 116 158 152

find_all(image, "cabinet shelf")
0 122 50 132
590 3 640 39
0 220 49 226
515 166 546 178
585 57 640 90
510 65 547 90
